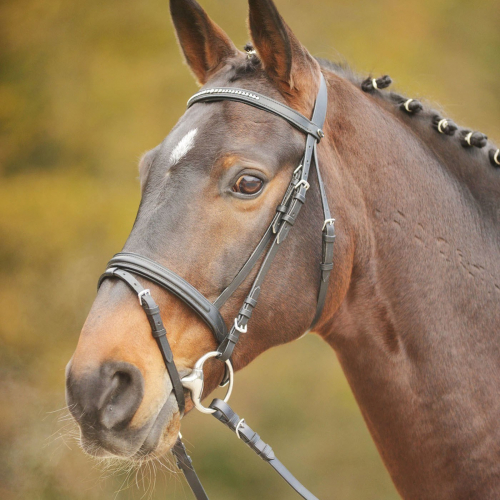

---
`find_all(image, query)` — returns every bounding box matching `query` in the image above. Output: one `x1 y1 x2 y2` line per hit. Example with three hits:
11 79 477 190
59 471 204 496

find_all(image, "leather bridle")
98 73 334 500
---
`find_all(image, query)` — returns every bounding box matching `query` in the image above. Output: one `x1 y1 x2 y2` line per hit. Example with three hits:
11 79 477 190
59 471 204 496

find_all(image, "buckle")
138 289 151 305
234 318 248 334
235 418 246 440
295 180 310 191
322 218 335 231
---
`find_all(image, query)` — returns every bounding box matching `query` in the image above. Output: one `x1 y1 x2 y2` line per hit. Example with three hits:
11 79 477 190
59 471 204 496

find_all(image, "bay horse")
65 0 500 498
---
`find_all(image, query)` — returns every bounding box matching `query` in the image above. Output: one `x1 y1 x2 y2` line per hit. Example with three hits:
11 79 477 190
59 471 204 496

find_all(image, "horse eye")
232 175 264 196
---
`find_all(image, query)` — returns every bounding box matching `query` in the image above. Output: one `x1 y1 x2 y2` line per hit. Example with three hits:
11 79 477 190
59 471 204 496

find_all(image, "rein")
98 73 333 499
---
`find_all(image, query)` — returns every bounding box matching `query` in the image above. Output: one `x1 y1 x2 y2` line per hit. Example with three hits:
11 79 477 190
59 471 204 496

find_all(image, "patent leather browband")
98 73 332 500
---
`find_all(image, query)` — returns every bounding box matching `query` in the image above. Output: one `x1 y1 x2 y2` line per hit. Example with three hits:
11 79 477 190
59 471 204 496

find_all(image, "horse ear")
248 0 320 93
170 0 238 85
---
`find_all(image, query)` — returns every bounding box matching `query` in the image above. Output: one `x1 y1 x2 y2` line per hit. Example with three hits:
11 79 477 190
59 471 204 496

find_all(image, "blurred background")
0 0 498 498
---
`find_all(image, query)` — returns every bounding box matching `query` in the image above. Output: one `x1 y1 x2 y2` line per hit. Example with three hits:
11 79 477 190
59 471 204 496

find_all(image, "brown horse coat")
66 1 500 498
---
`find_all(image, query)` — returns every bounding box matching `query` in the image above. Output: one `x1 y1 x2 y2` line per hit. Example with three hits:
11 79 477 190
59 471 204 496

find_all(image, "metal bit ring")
181 351 234 414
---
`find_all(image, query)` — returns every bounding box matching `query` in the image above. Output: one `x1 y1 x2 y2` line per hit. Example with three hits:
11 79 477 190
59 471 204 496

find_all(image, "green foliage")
0 0 497 498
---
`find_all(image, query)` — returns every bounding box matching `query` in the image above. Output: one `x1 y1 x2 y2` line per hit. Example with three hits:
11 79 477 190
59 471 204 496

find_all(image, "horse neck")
318 74 500 498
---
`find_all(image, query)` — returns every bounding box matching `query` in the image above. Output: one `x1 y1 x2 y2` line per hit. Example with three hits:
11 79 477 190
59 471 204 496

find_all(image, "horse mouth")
78 392 181 462
131 395 181 461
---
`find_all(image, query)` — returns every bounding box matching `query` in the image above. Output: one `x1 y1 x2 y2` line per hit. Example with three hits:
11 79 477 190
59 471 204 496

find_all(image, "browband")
188 87 325 142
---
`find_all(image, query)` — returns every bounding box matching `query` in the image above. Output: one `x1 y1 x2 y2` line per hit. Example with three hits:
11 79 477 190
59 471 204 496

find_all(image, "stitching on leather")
109 254 228 339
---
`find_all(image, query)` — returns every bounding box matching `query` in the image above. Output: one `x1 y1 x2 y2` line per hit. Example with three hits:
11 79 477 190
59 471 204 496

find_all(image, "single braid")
243 43 258 61
361 75 392 92
459 130 488 148
400 98 423 114
432 115 457 136
489 149 500 167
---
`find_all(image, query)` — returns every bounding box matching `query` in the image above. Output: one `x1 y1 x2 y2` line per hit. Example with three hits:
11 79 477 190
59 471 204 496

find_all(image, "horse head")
65 0 349 461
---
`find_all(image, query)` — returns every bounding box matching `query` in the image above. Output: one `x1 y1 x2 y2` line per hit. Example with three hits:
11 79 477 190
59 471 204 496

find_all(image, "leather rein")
98 73 334 500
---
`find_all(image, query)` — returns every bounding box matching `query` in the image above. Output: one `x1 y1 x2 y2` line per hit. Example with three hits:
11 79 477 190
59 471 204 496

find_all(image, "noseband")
98 73 333 500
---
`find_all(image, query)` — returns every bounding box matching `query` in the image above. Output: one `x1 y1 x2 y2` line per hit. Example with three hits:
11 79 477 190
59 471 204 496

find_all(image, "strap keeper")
323 234 336 243
244 297 258 308
151 326 167 338
225 331 240 344
293 190 307 204
281 213 296 225
320 263 334 271
238 308 252 319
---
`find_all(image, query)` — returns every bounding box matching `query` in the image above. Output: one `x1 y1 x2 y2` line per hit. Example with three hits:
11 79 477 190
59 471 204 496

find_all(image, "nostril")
98 372 126 412
115 371 131 385
98 363 145 431
99 371 130 407
66 361 145 434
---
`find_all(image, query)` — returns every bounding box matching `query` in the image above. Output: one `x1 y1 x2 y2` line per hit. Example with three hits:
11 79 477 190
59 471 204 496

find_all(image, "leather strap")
213 168 302 310
96 72 333 500
210 399 319 500
172 437 209 500
188 88 325 142
98 268 186 416
310 146 335 329
100 253 228 344
216 74 331 361
213 224 275 309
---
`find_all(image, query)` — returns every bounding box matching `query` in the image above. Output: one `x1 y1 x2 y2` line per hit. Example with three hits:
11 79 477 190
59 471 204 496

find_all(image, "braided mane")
239 45 499 173
234 45 500 213
317 57 499 168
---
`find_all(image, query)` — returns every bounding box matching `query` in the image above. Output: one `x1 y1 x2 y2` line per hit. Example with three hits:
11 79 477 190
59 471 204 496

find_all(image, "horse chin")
78 395 181 463
131 399 182 462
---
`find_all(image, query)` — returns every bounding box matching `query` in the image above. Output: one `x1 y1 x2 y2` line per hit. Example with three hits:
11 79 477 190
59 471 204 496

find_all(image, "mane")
316 57 500 189
233 46 500 215
318 57 498 162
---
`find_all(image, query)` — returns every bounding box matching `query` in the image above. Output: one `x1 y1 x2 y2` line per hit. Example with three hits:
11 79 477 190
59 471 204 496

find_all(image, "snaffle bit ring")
181 351 234 415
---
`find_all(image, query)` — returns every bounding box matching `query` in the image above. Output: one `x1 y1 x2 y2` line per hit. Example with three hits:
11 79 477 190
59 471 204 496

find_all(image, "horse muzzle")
65 359 180 460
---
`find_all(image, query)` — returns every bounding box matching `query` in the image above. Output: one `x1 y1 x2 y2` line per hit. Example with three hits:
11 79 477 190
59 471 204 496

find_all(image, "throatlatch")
98 72 333 500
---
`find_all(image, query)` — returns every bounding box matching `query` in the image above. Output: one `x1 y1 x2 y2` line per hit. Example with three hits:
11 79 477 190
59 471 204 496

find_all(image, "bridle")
97 72 334 500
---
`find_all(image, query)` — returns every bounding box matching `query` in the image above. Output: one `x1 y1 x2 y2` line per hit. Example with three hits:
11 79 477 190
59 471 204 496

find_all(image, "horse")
65 0 500 498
